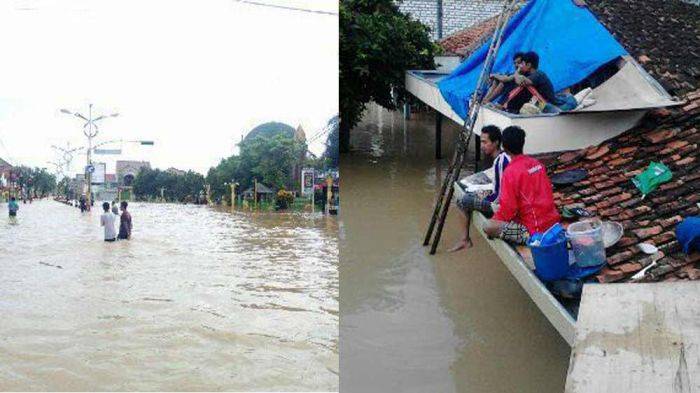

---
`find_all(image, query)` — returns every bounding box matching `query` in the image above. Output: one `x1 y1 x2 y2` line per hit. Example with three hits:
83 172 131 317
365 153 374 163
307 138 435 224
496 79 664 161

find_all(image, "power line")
233 0 338 16
0 132 16 165
306 126 331 144
307 118 339 144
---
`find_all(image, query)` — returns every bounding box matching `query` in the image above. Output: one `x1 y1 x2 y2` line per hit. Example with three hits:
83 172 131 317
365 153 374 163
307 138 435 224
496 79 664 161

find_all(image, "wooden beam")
435 111 443 159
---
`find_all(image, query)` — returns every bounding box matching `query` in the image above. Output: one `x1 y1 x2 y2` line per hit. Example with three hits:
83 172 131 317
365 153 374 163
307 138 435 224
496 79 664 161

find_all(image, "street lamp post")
231 180 237 209
60 104 119 211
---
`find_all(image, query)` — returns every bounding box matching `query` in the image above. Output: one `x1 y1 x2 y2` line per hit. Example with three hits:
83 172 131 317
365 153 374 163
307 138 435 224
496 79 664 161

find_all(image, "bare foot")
448 238 473 253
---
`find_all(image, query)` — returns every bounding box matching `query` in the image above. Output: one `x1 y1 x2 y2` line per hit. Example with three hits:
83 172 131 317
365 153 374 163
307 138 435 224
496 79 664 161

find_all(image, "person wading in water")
117 201 132 240
8 196 19 218
100 202 117 242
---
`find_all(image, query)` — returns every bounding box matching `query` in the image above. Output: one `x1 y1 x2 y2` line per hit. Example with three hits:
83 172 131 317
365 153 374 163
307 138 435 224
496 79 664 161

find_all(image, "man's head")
102 202 110 212
513 52 525 69
502 126 526 155
10 197 15 202
518 51 539 74
120 201 128 211
480 125 502 158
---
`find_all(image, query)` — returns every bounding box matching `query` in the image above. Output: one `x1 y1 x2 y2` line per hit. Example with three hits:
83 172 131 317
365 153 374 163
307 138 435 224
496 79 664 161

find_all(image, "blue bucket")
530 237 570 281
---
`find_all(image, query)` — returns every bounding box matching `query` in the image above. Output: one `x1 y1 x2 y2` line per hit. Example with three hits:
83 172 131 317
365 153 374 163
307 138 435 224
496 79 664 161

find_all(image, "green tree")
340 0 436 152
57 177 71 197
133 167 205 202
323 115 340 168
31 168 56 196
206 125 308 204
206 155 241 203
12 166 56 197
238 133 307 191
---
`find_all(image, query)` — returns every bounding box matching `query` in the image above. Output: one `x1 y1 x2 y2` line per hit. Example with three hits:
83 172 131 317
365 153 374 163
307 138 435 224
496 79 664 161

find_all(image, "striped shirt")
486 151 511 203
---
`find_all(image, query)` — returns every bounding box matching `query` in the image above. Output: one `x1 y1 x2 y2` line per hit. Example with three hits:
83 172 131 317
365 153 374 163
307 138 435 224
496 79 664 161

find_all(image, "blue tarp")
437 0 628 120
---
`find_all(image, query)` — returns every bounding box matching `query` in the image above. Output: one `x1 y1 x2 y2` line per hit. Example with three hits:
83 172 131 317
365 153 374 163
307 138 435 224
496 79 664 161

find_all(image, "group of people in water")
6 195 132 242
483 51 590 114
451 125 559 252
100 201 132 242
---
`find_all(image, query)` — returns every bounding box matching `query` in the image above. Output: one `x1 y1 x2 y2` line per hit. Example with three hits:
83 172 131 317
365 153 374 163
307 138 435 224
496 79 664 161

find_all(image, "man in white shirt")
449 125 510 252
100 202 117 242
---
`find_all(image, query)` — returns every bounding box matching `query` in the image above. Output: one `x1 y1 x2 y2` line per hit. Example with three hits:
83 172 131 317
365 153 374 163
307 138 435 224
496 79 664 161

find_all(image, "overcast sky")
0 0 338 175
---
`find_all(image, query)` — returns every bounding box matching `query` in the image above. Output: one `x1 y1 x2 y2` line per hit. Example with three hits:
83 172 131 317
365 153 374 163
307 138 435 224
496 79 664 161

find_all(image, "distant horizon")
0 0 338 176
3 117 336 178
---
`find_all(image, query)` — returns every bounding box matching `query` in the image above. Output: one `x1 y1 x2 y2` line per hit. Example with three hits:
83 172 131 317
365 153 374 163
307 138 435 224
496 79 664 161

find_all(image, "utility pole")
86 104 94 207
326 175 333 214
253 178 258 211
230 179 237 209
60 104 119 211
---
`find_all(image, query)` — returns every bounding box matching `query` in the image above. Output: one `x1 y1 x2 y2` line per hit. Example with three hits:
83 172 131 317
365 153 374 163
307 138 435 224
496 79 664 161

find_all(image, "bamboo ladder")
423 0 520 255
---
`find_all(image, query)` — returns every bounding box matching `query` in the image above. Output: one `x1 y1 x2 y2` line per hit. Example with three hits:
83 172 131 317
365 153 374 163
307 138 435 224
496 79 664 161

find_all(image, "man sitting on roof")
483 126 560 245
449 125 510 252
503 52 578 114
483 52 524 105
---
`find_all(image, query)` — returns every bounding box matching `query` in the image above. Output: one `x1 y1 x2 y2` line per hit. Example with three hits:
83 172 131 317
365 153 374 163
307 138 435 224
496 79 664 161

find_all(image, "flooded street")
340 104 570 393
0 201 338 391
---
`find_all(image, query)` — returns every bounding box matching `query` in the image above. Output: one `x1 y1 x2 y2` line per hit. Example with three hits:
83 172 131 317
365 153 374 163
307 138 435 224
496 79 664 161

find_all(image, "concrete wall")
398 0 504 40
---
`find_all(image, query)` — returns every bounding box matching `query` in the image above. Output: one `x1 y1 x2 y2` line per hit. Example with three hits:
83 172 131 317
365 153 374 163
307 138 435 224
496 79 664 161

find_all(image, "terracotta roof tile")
438 14 500 56
542 88 700 284
586 0 700 97
596 267 626 283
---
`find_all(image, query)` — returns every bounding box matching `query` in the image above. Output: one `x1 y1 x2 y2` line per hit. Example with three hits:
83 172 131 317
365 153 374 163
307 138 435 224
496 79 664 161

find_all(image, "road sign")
86 164 95 174
94 148 122 155
301 168 315 196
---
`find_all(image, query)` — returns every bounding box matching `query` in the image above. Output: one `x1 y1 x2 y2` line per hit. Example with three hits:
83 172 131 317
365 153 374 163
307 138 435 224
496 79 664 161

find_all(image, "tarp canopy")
438 0 628 120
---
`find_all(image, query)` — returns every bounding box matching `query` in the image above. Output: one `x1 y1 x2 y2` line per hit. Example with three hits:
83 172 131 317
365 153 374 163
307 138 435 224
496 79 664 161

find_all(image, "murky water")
0 200 338 391
340 104 570 393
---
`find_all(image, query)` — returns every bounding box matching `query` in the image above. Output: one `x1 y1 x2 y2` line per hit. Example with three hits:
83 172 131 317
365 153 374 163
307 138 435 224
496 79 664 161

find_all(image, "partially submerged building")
406 0 700 346
116 160 150 200
242 182 275 202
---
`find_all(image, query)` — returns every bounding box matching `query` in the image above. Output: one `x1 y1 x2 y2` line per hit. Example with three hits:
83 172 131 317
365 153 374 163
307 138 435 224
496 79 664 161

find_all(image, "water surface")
340 104 570 393
0 200 338 391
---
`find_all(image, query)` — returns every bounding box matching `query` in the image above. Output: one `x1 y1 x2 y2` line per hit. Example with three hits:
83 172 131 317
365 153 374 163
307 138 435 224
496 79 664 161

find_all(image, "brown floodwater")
0 200 338 391
340 104 570 393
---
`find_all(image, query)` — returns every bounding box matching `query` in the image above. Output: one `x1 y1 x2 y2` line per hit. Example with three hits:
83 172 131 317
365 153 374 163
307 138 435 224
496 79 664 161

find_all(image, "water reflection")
340 104 570 393
0 200 338 391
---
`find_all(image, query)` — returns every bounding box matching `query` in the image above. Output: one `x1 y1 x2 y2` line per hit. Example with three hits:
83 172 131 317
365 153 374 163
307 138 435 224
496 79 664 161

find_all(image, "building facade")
116 160 151 187
398 0 504 40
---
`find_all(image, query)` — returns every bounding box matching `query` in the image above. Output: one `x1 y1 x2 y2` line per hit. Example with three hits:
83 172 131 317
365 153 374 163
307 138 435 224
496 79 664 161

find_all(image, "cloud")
0 0 338 175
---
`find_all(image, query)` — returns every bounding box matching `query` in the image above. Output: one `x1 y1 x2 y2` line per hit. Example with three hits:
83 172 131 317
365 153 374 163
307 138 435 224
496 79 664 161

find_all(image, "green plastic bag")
632 162 672 198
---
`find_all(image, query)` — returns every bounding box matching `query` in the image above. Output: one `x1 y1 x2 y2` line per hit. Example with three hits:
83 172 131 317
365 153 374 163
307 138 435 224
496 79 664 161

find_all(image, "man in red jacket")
483 126 560 244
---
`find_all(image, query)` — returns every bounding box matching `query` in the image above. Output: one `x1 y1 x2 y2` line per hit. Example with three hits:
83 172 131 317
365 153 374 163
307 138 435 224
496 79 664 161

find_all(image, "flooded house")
406 0 700 363
242 182 275 203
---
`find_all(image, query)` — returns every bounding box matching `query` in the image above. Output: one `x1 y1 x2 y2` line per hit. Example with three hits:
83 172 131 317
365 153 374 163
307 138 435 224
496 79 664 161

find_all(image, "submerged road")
340 104 570 393
0 200 338 391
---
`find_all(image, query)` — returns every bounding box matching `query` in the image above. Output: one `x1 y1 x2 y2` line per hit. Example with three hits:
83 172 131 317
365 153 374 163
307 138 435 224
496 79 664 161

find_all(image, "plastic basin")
530 237 570 281
567 220 606 267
